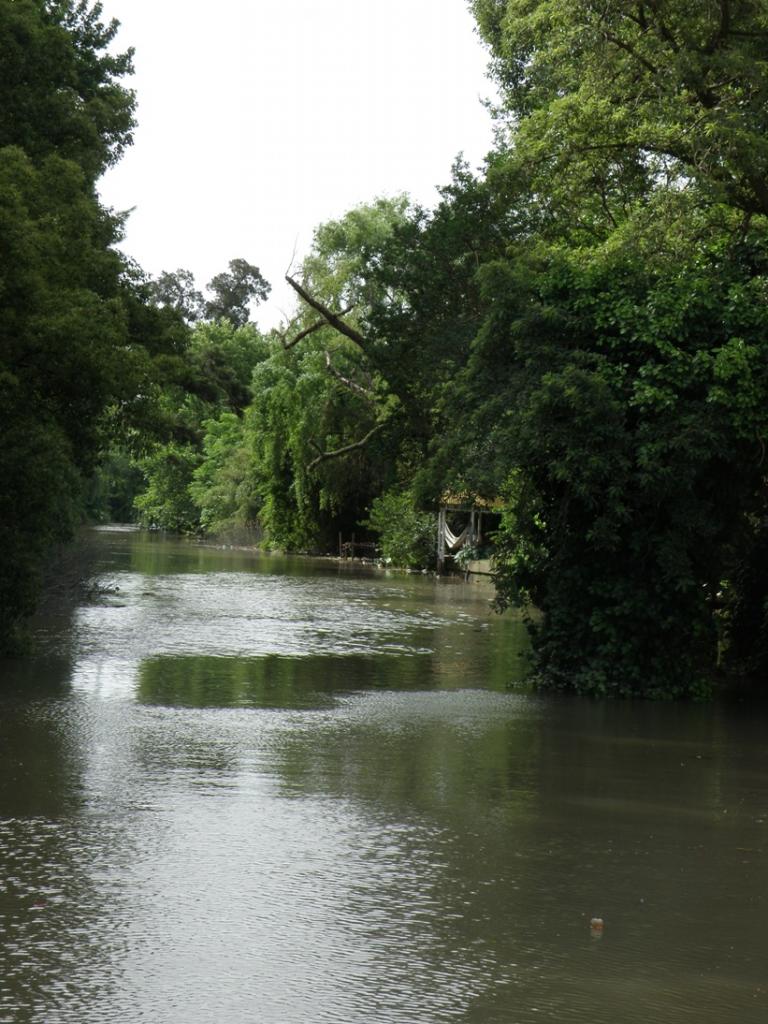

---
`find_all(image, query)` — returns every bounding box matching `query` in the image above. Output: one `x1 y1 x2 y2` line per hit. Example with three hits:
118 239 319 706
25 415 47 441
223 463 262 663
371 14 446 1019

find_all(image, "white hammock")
443 522 470 552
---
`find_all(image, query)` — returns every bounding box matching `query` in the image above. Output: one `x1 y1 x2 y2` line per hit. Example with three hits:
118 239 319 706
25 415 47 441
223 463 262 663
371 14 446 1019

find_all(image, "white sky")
97 0 495 328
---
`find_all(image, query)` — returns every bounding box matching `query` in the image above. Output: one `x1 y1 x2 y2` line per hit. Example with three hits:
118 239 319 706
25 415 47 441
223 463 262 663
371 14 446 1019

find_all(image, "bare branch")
286 275 368 349
284 237 300 279
307 423 386 472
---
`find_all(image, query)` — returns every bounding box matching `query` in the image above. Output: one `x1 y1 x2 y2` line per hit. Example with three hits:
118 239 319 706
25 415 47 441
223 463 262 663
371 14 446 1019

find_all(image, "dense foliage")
458 0 768 696
6 1 768 699
0 1 157 650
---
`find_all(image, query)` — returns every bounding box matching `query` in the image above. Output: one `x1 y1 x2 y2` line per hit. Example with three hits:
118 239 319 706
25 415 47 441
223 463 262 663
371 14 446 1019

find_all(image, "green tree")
149 260 271 328
244 337 396 550
133 442 201 532
457 237 768 696
0 0 135 179
450 0 768 694
472 0 768 225
148 268 205 323
249 198 413 549
189 413 259 534
281 178 513 520
0 0 143 651
363 488 436 569
129 320 269 532
205 258 270 327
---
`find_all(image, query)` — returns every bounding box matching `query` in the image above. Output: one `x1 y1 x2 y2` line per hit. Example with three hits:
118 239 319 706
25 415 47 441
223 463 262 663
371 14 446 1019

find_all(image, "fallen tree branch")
286 275 368 348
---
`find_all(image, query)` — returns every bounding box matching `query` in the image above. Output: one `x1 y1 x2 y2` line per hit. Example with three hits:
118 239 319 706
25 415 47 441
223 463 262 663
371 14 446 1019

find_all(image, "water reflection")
136 647 525 711
0 530 766 1023
0 658 80 819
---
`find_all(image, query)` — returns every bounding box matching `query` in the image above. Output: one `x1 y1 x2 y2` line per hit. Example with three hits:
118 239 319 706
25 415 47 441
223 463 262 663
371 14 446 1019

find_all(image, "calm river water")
0 528 766 1023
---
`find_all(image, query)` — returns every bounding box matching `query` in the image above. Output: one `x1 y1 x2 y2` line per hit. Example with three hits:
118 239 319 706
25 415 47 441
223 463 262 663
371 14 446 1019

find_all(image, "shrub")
363 489 436 569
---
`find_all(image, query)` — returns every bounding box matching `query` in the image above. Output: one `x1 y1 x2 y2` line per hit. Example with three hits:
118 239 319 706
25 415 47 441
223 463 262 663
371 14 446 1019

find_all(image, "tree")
274 179 524 562
452 235 768 696
243 333 397 550
148 269 205 323
472 0 768 225
189 413 259 534
149 261 271 328
204 258 270 327
0 0 135 180
243 198 415 550
0 1 141 651
281 179 511 496
446 0 768 695
363 489 437 568
129 320 270 532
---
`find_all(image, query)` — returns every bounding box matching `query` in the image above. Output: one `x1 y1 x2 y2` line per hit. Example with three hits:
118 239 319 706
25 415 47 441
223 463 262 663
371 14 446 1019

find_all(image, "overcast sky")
97 0 495 328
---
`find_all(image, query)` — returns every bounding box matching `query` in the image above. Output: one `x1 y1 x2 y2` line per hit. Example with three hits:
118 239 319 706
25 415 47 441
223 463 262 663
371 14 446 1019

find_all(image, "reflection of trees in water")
124 534 324 579
138 653 373 709
135 612 530 713
0 659 78 817
2 651 766 1020
271 693 539 815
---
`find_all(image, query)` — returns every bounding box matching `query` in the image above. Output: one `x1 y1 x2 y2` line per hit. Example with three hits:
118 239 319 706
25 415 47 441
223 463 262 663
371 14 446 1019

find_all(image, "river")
0 527 766 1023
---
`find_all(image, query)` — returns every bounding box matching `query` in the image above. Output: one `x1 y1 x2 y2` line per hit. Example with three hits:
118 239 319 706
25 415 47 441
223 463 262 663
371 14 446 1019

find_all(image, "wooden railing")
338 534 378 559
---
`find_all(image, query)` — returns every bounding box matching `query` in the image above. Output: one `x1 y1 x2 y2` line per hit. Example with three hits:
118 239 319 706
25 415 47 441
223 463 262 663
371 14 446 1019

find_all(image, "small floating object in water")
590 917 604 936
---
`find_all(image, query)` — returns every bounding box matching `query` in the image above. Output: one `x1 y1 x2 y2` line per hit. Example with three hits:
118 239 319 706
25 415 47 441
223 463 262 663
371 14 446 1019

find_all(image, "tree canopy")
0 1 172 649
459 0 768 695
473 0 768 222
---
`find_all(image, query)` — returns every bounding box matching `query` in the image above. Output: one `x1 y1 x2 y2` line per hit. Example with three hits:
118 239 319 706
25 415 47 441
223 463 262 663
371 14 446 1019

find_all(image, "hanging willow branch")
285 275 395 472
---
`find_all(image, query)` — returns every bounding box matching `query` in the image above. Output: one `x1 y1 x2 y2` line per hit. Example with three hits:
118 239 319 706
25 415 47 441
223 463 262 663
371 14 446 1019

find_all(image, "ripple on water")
2 538 767 1024
72 571 448 662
